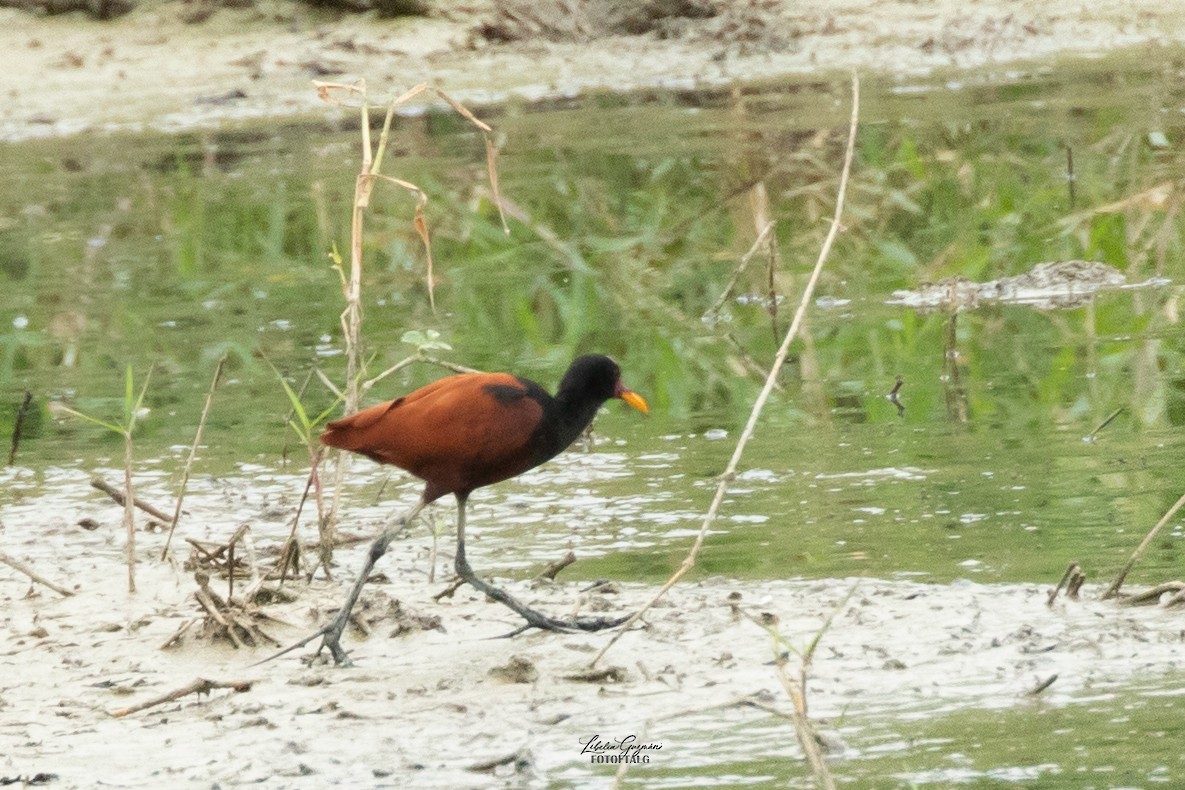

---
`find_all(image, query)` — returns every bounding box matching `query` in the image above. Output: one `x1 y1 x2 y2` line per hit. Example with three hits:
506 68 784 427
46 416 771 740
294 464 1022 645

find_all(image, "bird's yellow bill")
620 389 649 414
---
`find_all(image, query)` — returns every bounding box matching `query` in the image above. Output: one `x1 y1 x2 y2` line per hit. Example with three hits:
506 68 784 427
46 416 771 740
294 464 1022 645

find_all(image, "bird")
275 354 648 666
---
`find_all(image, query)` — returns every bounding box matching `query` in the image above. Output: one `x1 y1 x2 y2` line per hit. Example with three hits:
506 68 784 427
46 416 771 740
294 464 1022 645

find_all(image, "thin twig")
162 353 226 559
1086 406 1124 439
465 748 528 774
591 72 860 668
271 464 318 587
1115 580 1185 606
653 693 795 723
0 549 74 596
362 353 480 396
123 432 136 593
740 607 839 790
723 332 784 389
433 577 465 600
704 220 777 322
224 523 249 602
609 721 650 790
1104 490 1185 600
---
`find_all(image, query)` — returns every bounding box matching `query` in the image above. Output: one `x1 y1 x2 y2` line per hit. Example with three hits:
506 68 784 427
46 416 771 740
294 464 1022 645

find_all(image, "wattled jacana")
291 354 648 665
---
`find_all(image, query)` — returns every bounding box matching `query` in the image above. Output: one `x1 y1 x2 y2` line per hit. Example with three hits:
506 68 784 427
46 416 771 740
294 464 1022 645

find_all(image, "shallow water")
3 51 1185 787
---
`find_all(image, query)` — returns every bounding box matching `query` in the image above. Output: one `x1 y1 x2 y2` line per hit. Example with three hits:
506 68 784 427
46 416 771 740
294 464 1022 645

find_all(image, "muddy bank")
2 462 1184 787
4 0 1185 140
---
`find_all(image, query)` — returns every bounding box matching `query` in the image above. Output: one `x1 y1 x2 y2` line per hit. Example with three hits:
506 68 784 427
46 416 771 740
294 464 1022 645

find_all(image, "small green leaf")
279 376 312 432
58 405 125 436
287 418 308 442
400 328 452 352
401 329 427 347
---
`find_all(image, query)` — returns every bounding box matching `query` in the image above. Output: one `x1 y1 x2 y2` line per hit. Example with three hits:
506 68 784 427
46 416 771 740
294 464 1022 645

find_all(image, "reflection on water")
3 51 1185 786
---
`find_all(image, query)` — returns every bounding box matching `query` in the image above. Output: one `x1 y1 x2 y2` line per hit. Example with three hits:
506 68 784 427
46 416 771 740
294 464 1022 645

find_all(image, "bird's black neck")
554 389 605 446
523 383 605 466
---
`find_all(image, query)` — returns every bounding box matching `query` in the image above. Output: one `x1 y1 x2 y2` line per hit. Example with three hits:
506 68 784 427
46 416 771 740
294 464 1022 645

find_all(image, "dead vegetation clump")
188 569 282 649
1049 492 1185 612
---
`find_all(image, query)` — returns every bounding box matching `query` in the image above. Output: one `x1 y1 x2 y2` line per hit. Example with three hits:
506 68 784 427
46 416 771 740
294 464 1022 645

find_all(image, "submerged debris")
888 260 1137 312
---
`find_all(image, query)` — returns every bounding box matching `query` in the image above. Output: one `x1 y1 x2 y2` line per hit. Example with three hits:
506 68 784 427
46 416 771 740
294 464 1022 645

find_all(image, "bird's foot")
308 612 354 666
304 636 352 667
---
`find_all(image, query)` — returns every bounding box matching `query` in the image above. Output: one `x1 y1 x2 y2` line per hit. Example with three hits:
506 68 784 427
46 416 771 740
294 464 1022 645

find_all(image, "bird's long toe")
570 613 631 631
505 610 630 635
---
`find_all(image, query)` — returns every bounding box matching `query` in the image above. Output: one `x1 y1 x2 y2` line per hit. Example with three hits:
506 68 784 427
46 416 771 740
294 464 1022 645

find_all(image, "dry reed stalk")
161 353 226 560
774 664 834 790
704 219 777 322
361 353 479 399
591 72 860 668
1116 580 1185 606
313 81 502 566
123 365 153 593
608 721 650 790
223 523 249 601
122 432 136 592
749 181 781 344
1104 489 1185 600
266 463 319 589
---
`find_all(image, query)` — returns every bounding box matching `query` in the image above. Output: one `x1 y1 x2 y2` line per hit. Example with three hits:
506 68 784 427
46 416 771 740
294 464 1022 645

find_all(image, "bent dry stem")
59 364 153 594
591 71 861 669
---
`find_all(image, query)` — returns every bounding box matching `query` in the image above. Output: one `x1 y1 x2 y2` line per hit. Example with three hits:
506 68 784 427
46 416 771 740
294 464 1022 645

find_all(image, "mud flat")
2 468 1183 786
4 0 1185 140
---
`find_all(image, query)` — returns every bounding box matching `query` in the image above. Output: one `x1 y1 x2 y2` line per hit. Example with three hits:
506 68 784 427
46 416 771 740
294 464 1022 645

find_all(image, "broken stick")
91 476 172 522
536 550 576 581
109 677 253 718
0 549 74 596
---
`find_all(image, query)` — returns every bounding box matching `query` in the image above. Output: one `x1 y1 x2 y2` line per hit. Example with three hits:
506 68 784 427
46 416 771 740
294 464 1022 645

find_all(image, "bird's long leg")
452 494 629 634
253 497 427 667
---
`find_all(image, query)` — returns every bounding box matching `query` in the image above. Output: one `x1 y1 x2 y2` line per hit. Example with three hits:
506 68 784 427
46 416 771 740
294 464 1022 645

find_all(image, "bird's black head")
557 355 648 414
558 354 621 404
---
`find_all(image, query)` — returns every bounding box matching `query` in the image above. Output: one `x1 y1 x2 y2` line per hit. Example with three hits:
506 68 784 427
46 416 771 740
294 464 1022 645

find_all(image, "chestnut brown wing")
320 372 545 500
